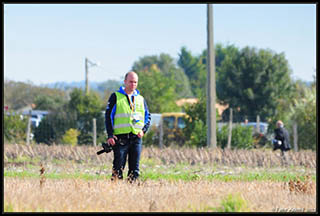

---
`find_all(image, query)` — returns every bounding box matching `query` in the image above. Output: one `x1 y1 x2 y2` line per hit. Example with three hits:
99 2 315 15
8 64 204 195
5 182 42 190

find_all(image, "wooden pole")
227 108 233 149
256 115 260 133
159 117 163 149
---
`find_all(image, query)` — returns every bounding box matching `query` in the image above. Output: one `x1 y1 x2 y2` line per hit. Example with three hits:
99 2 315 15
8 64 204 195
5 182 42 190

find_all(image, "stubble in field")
4 144 316 212
4 177 316 212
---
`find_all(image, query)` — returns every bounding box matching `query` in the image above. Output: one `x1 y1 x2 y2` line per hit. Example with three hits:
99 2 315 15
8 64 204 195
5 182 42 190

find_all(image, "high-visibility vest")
113 92 145 135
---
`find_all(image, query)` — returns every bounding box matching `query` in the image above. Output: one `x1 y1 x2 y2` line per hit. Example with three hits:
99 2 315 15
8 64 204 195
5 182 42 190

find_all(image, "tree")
34 94 67 111
135 65 180 113
177 44 239 97
4 80 39 110
4 79 67 111
182 92 220 147
217 46 293 122
4 112 28 143
177 47 207 96
132 53 193 99
287 81 316 150
68 88 105 145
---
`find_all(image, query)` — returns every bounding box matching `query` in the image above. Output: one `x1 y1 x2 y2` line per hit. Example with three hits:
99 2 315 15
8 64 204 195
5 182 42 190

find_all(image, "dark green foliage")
68 89 105 145
34 94 67 111
177 47 207 96
216 45 293 122
182 92 254 149
186 119 207 147
182 94 214 147
288 83 316 150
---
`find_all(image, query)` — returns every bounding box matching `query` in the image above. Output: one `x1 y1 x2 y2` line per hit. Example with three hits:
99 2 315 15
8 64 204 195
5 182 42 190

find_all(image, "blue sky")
4 4 316 85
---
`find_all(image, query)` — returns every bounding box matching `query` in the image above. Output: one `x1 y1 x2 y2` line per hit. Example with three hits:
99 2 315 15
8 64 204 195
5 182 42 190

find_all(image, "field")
4 143 317 212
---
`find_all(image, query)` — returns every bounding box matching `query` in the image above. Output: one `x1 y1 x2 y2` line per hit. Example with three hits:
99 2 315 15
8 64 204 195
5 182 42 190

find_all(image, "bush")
214 193 250 212
185 119 207 147
288 85 316 150
61 128 80 146
217 125 254 149
4 112 28 143
34 107 77 145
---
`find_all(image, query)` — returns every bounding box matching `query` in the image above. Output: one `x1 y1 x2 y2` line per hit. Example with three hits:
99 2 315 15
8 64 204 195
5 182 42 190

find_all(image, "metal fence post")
93 118 96 146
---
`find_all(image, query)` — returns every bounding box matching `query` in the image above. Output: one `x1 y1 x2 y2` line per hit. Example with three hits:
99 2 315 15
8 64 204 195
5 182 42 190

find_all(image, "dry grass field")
3 143 317 212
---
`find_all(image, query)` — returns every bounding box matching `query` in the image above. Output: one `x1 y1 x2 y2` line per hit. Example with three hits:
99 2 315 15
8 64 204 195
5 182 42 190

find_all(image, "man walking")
273 120 291 157
105 71 151 182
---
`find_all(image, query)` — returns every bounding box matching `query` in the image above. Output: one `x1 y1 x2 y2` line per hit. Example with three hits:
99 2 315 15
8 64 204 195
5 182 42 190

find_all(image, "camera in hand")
272 139 282 150
96 142 113 155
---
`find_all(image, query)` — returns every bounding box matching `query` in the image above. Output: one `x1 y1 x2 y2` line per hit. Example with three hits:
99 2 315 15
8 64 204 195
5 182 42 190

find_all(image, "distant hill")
41 81 99 90
40 80 122 94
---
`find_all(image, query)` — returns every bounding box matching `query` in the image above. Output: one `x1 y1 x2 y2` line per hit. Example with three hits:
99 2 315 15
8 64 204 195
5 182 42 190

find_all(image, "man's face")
124 73 138 92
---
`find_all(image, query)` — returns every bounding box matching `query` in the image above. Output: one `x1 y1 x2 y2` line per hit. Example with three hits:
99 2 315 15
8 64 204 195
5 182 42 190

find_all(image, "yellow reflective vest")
113 92 145 135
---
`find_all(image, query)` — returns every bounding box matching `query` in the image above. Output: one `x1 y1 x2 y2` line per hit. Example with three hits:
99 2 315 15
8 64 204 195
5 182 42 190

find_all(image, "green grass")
140 170 201 181
205 172 309 182
5 155 315 182
4 164 316 182
183 194 250 212
4 203 14 212
5 168 314 183
6 156 41 164
4 170 109 181
141 170 314 182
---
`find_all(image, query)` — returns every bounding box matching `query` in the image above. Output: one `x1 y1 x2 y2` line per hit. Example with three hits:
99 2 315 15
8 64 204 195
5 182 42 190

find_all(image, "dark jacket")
274 127 291 151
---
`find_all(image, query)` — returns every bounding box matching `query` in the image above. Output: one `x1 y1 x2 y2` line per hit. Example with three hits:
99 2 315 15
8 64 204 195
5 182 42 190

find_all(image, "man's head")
124 71 138 94
276 120 284 128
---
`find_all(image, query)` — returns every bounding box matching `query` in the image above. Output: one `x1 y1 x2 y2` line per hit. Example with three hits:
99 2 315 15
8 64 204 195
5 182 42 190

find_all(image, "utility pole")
85 57 99 95
207 4 217 148
85 57 89 95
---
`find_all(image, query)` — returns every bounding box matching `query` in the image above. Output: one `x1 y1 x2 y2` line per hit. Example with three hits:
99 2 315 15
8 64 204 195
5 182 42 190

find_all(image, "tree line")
4 43 316 150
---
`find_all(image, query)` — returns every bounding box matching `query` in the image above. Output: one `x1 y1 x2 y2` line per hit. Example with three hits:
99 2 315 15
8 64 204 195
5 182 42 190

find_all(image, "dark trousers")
111 133 142 180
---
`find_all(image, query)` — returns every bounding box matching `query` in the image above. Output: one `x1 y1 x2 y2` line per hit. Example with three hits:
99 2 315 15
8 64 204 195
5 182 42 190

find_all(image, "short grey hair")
124 71 137 80
276 120 284 128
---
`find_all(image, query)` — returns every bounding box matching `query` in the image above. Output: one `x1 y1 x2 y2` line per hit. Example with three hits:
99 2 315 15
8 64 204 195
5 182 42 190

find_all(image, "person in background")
273 120 291 156
105 71 151 183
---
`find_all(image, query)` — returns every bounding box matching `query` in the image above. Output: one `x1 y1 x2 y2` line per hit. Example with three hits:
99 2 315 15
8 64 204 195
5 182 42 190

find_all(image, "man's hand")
107 135 118 146
137 131 144 138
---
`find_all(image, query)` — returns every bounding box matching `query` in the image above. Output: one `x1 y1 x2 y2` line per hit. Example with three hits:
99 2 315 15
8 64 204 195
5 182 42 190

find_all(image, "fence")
5 112 300 151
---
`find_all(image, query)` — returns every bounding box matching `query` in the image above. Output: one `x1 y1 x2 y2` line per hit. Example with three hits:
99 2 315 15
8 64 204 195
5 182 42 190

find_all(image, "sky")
4 4 316 85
